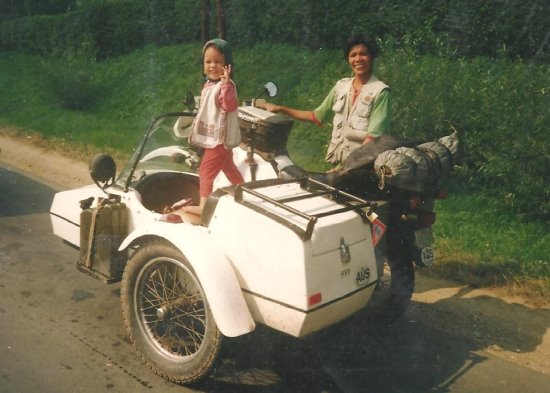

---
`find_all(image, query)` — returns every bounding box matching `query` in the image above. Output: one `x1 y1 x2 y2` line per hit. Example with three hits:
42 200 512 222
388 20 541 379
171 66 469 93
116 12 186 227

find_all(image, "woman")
265 34 391 167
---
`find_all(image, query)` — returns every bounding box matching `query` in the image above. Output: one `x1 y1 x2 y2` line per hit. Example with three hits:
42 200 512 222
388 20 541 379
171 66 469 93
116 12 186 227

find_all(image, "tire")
120 239 222 384
364 217 416 324
364 257 415 324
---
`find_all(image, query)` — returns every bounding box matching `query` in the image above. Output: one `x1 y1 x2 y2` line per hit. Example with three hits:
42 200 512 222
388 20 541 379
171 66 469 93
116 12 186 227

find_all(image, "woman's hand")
264 103 318 124
362 135 375 145
264 102 280 113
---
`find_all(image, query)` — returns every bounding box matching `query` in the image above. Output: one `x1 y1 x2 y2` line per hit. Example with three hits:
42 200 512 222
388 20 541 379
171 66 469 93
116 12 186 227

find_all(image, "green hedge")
1 45 546 221
0 0 73 21
382 53 550 220
1 0 548 60
173 0 550 60
0 0 548 220
0 0 201 58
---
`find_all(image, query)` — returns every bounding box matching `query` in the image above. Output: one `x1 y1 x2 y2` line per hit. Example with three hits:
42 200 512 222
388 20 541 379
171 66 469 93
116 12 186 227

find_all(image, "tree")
216 0 226 39
201 0 226 42
201 0 210 43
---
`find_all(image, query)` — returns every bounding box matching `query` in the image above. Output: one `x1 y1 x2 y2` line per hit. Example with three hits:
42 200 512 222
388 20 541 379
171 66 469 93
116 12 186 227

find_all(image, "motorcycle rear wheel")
364 256 415 324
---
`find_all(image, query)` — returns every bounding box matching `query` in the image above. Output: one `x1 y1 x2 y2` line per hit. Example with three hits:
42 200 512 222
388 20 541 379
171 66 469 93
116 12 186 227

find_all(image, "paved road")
1 165 549 393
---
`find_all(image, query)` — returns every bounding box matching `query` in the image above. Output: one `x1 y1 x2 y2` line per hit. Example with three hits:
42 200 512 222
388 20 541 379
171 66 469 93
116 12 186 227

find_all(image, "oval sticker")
355 266 371 286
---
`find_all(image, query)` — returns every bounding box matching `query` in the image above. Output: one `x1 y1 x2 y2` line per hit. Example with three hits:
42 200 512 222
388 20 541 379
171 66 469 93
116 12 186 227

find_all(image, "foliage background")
0 0 548 293
1 0 548 60
1 0 548 222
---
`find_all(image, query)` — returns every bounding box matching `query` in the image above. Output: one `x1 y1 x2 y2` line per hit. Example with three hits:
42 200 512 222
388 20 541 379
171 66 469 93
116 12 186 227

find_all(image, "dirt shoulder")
1 127 549 376
0 129 89 190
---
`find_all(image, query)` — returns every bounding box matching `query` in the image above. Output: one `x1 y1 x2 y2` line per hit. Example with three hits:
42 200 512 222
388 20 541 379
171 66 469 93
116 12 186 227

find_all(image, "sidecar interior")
133 172 200 213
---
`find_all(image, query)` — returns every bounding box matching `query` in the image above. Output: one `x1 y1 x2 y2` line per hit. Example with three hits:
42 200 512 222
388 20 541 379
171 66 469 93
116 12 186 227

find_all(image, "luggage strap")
83 198 111 268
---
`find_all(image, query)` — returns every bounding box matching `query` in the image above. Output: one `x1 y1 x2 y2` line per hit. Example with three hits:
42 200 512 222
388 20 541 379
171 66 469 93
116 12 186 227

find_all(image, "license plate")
414 227 434 249
420 246 435 267
414 228 435 267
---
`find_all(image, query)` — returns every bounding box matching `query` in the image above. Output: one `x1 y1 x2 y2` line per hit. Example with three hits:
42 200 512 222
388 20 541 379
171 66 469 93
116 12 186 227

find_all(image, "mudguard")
118 221 255 337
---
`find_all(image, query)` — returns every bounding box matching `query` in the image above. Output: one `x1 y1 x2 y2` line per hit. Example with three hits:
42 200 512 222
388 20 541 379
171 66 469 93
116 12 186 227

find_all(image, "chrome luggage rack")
234 177 375 240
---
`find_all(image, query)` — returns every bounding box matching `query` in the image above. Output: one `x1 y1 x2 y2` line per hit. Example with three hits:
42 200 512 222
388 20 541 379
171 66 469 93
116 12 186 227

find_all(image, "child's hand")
221 65 231 82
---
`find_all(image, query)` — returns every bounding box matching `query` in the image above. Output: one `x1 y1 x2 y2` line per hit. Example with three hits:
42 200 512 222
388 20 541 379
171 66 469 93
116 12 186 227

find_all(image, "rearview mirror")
265 81 277 97
184 91 196 111
89 153 116 190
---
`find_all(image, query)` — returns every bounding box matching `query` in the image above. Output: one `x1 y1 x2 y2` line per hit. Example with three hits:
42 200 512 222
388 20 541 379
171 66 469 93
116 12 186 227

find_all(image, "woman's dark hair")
344 34 379 60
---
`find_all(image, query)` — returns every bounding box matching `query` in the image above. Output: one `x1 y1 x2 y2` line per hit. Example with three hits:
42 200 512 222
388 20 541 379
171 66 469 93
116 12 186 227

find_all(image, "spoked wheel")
121 240 222 384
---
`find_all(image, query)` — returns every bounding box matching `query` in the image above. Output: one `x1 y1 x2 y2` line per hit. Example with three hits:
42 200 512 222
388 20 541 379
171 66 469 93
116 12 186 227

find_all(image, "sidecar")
49 112 385 384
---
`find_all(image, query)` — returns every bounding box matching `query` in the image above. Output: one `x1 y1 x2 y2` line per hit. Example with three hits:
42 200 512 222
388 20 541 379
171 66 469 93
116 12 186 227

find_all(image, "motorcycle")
49 82 458 384
225 82 457 321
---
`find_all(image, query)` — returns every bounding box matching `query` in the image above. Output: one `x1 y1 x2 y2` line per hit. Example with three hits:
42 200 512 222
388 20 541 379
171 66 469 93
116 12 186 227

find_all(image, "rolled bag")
374 131 458 194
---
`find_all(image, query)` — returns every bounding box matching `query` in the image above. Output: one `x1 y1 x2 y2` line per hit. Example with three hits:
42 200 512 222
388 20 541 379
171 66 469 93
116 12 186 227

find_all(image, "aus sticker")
355 266 371 286
371 218 387 247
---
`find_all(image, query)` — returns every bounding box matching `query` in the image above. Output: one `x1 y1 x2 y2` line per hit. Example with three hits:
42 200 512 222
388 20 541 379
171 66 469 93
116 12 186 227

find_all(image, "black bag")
238 106 293 154
341 134 419 173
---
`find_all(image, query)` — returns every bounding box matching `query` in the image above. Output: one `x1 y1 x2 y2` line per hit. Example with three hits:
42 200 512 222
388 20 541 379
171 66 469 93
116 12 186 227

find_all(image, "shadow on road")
193 316 487 393
195 284 550 392
0 167 55 217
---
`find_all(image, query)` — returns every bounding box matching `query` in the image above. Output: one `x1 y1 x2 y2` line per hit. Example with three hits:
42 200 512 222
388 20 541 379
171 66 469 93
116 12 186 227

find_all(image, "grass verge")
432 193 549 304
0 45 548 302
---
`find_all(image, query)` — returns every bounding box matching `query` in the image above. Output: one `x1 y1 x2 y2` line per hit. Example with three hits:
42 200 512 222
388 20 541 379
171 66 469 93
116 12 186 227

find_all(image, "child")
182 38 244 217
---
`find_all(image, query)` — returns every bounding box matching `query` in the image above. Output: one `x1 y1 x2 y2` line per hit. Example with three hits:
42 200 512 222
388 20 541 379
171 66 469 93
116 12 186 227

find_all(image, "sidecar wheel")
121 240 222 384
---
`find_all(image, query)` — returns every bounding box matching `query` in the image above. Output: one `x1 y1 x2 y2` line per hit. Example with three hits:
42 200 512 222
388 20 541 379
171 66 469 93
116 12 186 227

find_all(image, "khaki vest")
325 76 388 164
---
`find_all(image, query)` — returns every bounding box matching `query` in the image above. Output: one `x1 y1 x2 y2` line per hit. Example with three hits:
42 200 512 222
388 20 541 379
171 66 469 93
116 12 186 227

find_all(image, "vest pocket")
332 93 346 113
355 102 370 117
351 102 370 129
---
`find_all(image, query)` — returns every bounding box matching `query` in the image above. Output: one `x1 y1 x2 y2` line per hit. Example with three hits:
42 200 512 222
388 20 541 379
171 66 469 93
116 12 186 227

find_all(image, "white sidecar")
49 112 386 384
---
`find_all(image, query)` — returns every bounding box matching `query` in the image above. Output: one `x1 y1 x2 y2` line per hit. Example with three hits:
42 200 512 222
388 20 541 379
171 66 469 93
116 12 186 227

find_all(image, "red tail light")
409 196 421 210
418 211 436 227
435 189 448 199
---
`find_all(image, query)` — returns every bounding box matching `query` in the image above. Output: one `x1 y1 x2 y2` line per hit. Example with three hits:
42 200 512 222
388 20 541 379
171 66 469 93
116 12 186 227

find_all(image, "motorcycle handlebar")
241 98 267 109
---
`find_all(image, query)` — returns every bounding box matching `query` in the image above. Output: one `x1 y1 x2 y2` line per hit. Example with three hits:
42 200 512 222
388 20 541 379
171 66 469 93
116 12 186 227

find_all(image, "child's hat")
202 38 233 66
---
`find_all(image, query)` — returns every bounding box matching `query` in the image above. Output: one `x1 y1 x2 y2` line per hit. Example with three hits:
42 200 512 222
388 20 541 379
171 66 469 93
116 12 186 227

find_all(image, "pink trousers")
199 144 244 197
